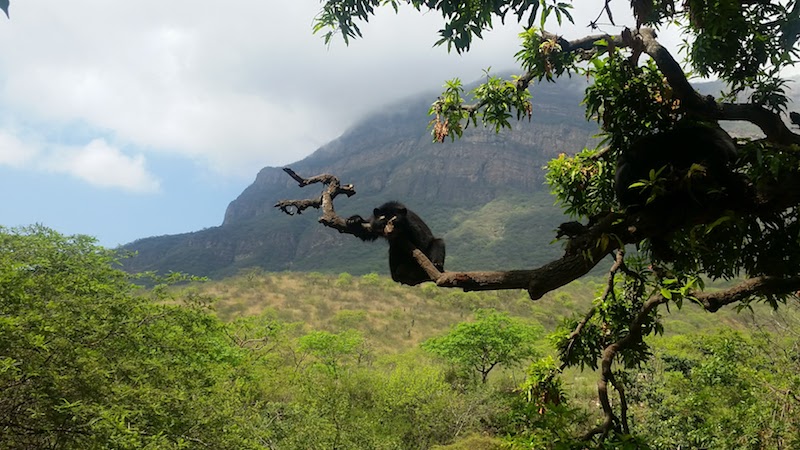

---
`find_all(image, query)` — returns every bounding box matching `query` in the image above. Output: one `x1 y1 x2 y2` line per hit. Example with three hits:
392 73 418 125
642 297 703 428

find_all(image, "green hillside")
191 270 778 354
7 226 799 449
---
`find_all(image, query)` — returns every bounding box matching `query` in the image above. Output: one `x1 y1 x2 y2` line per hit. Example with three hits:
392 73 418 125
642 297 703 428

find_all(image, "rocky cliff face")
123 78 598 278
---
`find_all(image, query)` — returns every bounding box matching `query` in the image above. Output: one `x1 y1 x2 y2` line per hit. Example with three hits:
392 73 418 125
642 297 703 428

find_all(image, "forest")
2 225 800 449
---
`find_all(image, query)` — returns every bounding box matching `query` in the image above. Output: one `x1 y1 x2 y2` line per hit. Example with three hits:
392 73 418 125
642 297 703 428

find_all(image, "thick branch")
276 169 800 303
695 276 800 312
506 28 800 146
411 247 443 281
634 28 800 145
554 28 800 144
560 250 624 369
610 376 630 435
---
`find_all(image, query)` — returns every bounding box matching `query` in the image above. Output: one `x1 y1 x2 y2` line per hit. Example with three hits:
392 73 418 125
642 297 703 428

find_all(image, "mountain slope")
123 77 598 278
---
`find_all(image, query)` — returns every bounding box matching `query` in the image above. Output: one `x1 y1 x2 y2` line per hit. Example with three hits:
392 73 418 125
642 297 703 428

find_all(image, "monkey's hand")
346 215 367 226
346 215 381 241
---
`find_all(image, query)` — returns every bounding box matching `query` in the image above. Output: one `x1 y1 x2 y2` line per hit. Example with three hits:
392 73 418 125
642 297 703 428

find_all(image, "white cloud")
0 2 531 176
0 1 683 178
43 139 160 193
0 129 39 167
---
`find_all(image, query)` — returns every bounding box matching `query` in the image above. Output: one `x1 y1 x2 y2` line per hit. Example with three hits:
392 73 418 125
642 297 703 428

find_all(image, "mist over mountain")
123 76 599 278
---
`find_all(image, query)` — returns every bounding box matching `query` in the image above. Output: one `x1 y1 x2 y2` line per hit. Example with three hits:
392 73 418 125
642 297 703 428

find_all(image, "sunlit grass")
182 270 777 357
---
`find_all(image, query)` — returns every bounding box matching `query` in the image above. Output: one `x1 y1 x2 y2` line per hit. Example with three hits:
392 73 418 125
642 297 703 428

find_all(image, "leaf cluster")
684 0 800 111
548 50 682 221
516 27 577 81
314 0 573 53
429 72 533 141
584 51 681 150
545 147 616 219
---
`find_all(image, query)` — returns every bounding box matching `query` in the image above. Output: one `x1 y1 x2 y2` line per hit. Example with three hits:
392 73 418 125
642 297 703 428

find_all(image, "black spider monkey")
615 123 739 209
346 201 446 286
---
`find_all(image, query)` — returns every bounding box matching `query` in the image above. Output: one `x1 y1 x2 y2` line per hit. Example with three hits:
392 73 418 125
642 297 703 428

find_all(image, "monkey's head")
371 205 408 239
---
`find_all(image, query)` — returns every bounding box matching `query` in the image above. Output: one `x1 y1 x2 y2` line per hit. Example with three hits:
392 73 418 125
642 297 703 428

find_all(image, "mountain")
122 76 599 278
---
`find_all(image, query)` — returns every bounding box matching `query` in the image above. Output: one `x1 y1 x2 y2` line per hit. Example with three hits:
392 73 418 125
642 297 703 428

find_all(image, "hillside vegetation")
192 270 779 353
5 226 800 449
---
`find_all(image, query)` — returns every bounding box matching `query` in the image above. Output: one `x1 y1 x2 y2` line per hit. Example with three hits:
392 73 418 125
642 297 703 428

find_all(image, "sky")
0 1 676 247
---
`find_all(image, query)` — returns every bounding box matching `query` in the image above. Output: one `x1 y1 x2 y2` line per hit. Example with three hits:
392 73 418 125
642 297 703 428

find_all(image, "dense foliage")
3 229 800 448
0 226 269 449
313 0 800 444
631 328 800 449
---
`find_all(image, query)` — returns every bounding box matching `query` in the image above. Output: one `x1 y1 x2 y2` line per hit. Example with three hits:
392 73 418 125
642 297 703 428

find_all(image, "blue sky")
0 1 671 247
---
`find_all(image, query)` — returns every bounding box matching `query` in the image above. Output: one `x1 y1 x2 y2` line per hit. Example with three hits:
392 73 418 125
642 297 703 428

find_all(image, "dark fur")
615 124 738 208
347 201 445 285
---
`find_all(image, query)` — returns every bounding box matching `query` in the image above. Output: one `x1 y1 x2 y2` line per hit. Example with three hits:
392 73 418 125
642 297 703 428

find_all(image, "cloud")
43 139 160 193
0 1 682 179
0 2 534 176
0 129 39 167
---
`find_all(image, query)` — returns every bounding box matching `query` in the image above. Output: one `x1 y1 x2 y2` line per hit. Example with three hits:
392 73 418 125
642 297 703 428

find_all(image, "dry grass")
182 270 779 355
183 271 585 353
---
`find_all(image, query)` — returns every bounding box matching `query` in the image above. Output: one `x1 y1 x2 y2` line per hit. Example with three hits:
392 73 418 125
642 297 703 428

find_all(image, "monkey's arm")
345 215 381 241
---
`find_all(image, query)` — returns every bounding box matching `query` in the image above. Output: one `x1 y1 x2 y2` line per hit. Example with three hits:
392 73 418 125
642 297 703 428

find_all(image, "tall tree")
278 0 800 444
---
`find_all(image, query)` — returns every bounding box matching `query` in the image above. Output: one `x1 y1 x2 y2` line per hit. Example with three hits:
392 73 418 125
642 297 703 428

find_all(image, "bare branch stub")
273 168 356 221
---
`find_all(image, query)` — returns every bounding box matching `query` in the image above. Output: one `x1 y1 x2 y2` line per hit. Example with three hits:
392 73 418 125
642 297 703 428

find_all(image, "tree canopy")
423 308 542 383
274 0 800 443
0 226 271 449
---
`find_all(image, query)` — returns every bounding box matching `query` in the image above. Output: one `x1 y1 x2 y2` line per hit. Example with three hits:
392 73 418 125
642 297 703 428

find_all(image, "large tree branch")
634 28 800 145
276 169 800 301
581 291 669 441
695 276 800 312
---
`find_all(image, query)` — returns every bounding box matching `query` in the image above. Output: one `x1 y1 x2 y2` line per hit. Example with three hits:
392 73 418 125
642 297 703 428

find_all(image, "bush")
0 226 268 449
